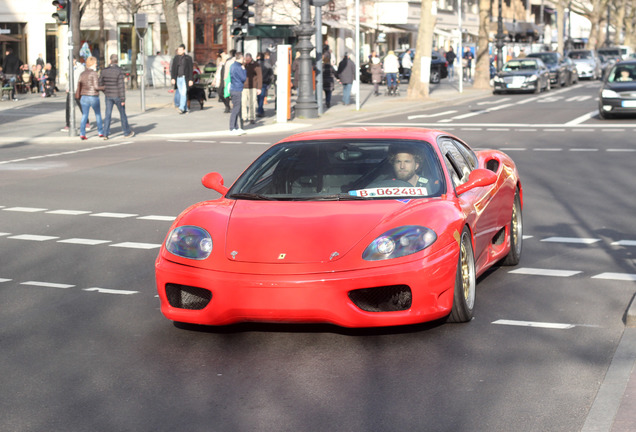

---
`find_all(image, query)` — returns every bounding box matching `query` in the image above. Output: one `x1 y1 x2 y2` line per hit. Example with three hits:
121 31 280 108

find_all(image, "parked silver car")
567 50 602 80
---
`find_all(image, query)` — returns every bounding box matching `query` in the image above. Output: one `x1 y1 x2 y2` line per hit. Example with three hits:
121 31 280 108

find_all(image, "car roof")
277 127 447 144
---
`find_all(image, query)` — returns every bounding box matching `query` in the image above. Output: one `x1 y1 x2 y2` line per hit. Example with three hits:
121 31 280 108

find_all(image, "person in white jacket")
383 51 400 95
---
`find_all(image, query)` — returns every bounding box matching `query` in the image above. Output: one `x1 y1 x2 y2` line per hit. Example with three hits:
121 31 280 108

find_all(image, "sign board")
134 13 148 29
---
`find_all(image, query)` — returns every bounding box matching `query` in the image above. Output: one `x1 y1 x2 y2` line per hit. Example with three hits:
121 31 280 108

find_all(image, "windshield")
529 53 557 64
502 60 538 71
568 51 593 60
227 139 445 201
607 64 636 83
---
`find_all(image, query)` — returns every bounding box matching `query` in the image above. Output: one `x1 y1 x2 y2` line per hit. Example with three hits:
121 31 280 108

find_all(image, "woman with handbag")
76 56 104 140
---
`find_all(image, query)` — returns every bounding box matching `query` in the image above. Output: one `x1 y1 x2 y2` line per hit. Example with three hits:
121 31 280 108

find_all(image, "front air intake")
165 284 212 310
348 285 412 312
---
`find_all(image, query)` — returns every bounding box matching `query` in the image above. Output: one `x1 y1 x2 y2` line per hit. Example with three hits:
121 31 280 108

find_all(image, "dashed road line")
492 319 577 329
83 287 139 295
592 273 636 282
8 234 59 241
46 209 92 215
542 237 601 244
57 238 112 245
3 207 48 212
137 215 176 221
21 281 74 289
109 242 161 249
90 212 139 219
613 240 636 247
509 268 582 277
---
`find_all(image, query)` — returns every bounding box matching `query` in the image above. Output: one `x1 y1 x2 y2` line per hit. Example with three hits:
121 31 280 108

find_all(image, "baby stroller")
385 76 400 96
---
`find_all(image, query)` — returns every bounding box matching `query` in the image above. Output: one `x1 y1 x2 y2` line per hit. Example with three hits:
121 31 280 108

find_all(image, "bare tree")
71 0 91 59
162 0 186 56
473 0 492 90
407 0 434 98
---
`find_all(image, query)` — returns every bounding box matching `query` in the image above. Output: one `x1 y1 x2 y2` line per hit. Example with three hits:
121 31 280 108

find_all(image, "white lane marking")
566 110 597 125
570 148 599 152
3 207 47 213
478 98 511 105
57 238 112 246
167 139 190 142
566 95 593 102
523 235 534 239
450 103 517 120
601 129 625 132
407 110 457 119
46 209 92 215
246 141 273 145
544 128 566 132
592 273 636 282
542 237 601 244
534 148 562 151
607 149 636 152
137 215 176 221
193 140 216 143
509 268 582 277
21 281 74 289
0 143 133 165
517 128 537 132
90 212 139 219
8 234 59 241
83 287 139 295
0 278 12 283
0 232 10 236
492 319 576 329
500 148 527 151
613 240 636 247
109 242 161 249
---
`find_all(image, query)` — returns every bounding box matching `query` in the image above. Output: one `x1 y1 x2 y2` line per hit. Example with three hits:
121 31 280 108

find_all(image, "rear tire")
502 190 523 266
448 227 476 323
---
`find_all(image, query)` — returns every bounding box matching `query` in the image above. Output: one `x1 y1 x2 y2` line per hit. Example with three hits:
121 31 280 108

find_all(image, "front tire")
448 227 476 323
502 190 523 266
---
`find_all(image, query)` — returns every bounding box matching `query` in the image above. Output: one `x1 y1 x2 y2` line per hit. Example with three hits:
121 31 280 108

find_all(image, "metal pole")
68 0 76 137
355 0 360 111
294 0 318 118
496 0 504 72
315 6 323 115
140 33 145 113
458 0 463 93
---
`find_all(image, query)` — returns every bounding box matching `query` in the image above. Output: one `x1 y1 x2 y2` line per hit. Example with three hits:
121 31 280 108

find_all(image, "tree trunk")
473 0 491 90
556 1 565 54
162 0 185 56
407 0 434 99
130 26 139 89
98 0 105 68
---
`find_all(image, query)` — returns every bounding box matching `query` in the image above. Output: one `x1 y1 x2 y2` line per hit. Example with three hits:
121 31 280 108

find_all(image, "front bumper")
155 243 458 328
493 80 538 92
599 98 636 115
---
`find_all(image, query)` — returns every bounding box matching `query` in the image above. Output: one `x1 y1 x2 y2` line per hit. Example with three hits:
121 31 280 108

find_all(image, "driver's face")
393 153 419 183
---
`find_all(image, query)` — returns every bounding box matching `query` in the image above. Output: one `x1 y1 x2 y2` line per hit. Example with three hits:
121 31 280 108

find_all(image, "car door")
439 138 503 264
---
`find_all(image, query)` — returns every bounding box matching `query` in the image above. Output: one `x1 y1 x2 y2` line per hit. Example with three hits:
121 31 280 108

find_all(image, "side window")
439 139 473 188
453 139 478 170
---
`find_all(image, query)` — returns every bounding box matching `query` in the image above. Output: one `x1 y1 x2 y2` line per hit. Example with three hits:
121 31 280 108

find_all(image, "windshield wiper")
313 194 368 201
227 193 276 200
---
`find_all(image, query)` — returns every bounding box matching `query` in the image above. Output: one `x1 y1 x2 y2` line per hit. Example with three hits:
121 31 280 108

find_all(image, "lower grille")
348 285 412 312
165 284 212 310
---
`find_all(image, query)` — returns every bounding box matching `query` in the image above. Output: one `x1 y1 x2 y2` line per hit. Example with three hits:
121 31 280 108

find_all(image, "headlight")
601 89 620 98
528 74 538 82
165 226 212 260
494 76 503 82
363 226 437 261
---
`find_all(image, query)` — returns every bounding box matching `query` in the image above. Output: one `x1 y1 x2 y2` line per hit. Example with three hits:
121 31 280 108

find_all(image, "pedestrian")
228 53 247 135
99 54 134 139
214 51 230 113
445 47 456 81
401 49 413 81
36 53 45 69
322 53 336 108
370 56 383 96
170 43 193 114
2 47 22 101
61 56 90 133
42 63 56 97
463 48 474 81
257 51 273 117
383 50 399 95
76 56 104 140
291 51 301 93
242 53 262 125
336 53 355 105
222 50 237 113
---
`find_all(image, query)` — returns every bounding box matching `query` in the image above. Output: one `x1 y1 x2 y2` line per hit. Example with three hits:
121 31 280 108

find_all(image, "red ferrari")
155 128 523 327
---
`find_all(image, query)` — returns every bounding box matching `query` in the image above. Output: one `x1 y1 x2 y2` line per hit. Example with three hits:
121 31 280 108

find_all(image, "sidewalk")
0 79 490 144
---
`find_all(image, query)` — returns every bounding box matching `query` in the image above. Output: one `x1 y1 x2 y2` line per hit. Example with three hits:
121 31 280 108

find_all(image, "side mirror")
201 172 229 195
455 169 497 195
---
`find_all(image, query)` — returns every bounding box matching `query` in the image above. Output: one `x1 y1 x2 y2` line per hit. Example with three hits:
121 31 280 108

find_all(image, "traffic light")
52 0 69 25
231 0 254 36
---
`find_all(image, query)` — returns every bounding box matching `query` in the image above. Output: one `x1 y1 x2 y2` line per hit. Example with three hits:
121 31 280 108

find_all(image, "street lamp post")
294 0 318 118
495 0 504 72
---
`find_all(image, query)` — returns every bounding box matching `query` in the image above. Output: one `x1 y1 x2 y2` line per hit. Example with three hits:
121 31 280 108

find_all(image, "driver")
389 146 429 188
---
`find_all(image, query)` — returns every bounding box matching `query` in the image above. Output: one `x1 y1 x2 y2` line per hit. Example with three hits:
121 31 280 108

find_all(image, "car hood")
604 82 636 93
225 200 407 264
572 59 595 65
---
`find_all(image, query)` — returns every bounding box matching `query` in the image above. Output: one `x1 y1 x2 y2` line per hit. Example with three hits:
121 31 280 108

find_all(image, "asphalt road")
1 80 635 431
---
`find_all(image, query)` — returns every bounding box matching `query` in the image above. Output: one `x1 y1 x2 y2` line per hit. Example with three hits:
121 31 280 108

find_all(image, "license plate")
507 77 525 88
621 100 636 108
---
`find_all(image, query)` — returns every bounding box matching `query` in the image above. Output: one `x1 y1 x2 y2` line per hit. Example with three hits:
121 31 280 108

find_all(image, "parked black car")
526 52 570 86
563 57 579 85
360 51 448 85
493 58 550 94
598 60 636 119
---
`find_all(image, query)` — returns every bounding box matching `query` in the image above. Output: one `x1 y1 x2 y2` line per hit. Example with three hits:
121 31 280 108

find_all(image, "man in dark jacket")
3 48 22 101
256 51 273 117
170 44 193 114
99 54 134 139
337 53 355 105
